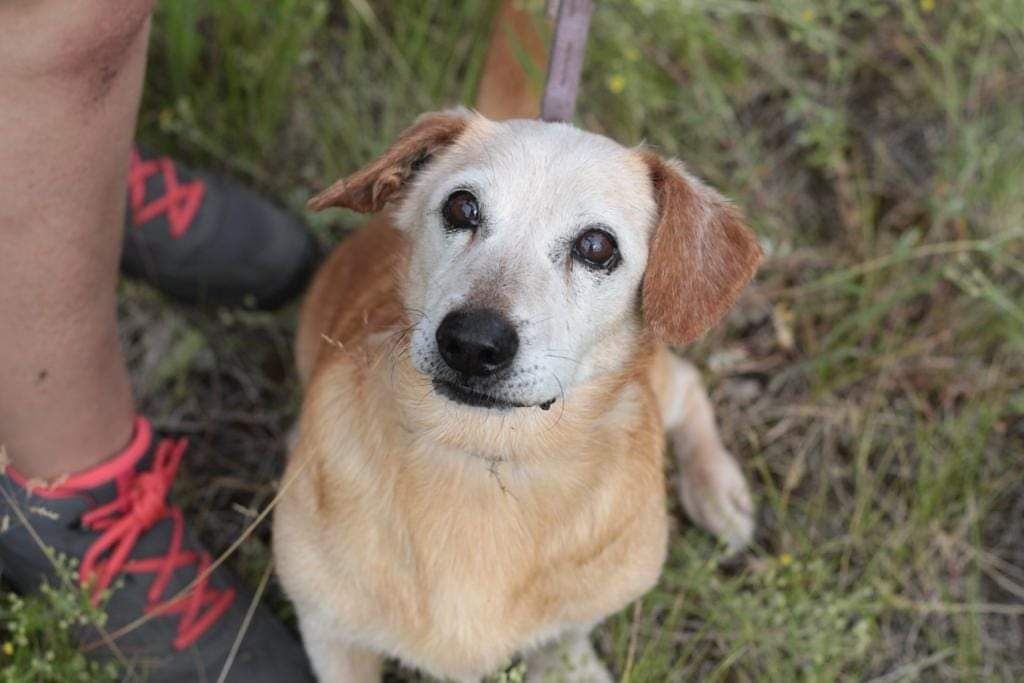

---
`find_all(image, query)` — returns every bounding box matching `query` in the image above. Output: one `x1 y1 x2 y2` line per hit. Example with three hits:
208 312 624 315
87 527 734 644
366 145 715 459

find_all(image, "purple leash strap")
540 0 595 122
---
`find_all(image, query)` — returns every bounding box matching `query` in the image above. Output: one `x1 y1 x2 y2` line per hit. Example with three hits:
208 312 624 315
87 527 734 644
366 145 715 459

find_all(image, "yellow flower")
920 0 935 12
779 553 794 567
2 641 13 656
800 8 816 23
606 74 627 94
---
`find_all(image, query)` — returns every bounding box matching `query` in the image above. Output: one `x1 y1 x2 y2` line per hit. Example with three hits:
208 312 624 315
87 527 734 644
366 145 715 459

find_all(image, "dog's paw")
677 449 755 553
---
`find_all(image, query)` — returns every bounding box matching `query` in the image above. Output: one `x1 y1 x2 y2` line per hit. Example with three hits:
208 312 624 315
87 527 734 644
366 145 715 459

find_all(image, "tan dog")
274 9 760 682
273 106 760 681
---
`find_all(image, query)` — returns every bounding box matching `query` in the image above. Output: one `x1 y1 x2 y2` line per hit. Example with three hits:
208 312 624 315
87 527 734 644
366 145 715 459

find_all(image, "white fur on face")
395 116 658 409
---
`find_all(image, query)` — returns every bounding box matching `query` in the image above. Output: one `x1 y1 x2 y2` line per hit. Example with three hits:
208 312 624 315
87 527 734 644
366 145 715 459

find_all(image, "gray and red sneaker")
0 417 313 682
121 146 321 309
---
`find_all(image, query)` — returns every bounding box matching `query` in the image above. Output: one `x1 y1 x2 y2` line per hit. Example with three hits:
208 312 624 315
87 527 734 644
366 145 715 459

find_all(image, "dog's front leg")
524 630 613 683
656 350 755 552
297 611 382 682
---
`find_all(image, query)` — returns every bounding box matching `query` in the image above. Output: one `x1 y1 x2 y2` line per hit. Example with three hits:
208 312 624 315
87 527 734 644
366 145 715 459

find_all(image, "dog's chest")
315 448 667 677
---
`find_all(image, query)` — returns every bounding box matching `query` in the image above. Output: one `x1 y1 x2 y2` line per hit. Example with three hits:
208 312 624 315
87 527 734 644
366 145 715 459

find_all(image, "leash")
540 0 595 122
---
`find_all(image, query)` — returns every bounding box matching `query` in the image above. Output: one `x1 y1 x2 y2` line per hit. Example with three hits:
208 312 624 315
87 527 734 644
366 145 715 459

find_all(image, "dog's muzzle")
432 307 555 410
435 308 519 377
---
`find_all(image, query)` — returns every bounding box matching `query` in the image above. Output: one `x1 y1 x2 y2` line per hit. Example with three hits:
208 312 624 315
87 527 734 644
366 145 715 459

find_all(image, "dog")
273 9 761 683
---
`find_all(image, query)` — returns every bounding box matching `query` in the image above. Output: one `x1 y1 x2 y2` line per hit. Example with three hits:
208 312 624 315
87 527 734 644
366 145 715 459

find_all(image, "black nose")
436 308 519 376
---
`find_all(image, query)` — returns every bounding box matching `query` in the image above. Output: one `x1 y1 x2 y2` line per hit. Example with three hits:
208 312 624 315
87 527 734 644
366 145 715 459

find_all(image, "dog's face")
310 111 761 412
396 118 657 410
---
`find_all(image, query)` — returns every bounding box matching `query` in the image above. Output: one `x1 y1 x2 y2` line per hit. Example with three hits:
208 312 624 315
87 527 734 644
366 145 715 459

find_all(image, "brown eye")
442 190 480 231
573 228 619 270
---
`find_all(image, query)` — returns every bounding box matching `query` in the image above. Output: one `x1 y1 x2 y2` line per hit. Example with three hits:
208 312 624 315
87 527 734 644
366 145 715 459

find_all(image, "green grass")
0 556 119 683
4 0 1023 680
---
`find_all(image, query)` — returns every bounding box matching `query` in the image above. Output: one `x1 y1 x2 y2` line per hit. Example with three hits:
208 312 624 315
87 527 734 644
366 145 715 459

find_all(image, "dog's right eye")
442 191 481 231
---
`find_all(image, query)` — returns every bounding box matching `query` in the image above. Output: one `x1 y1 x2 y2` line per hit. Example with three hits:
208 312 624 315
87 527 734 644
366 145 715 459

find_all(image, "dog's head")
310 110 761 412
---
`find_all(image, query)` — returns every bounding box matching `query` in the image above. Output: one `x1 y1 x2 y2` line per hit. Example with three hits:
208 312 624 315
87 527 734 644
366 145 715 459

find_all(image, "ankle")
3 411 135 482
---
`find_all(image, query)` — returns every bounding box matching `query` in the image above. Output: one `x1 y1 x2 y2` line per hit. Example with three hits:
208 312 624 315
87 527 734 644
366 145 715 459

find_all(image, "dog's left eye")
442 190 481 231
573 228 619 271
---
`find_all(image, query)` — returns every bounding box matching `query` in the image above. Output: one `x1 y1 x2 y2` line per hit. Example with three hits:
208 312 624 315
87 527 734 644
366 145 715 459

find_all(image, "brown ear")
307 110 471 213
640 152 763 346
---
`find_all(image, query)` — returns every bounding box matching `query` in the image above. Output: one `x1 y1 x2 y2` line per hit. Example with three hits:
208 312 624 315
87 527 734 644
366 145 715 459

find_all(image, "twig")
621 599 642 682
215 560 274 683
887 595 1024 616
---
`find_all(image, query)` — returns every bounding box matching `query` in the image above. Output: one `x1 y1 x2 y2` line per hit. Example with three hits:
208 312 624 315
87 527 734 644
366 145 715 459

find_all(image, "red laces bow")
79 437 235 650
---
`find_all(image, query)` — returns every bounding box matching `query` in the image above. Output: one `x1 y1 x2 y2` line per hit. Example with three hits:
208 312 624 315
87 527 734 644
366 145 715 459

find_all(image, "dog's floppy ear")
308 110 471 213
640 152 763 346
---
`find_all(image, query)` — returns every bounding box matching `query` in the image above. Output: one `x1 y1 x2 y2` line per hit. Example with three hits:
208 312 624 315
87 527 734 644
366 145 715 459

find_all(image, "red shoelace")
127 147 206 239
79 437 235 650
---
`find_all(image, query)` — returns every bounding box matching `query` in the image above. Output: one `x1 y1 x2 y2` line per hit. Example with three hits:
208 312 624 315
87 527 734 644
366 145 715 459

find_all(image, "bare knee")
0 0 154 85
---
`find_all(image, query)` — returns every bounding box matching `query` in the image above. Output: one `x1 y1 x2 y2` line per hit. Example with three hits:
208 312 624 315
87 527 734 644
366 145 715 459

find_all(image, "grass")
0 556 119 683
3 0 1023 680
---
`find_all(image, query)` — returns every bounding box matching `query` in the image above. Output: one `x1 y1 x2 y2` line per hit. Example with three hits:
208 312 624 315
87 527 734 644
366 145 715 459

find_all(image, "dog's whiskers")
546 373 568 429
544 352 581 366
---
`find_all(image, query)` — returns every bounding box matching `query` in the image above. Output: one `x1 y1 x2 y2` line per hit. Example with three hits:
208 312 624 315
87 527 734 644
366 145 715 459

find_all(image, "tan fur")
276 4 758 680
281 216 668 678
277 250 669 678
276 156 757 681
474 0 548 120
293 213 406 385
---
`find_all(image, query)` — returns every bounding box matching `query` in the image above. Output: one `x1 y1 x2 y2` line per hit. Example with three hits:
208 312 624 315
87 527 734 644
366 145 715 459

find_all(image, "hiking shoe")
121 146 321 309
0 417 314 682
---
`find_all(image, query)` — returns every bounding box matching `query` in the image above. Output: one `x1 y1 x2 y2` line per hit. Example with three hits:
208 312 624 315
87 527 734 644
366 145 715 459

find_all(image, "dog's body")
274 112 759 681
280 216 669 681
275 9 760 682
